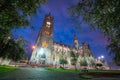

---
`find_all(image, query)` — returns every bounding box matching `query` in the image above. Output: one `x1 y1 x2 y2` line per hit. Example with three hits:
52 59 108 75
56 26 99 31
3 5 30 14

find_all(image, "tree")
0 0 46 30
0 38 26 61
59 59 68 68
8 42 26 61
15 36 28 48
0 0 46 60
70 51 79 70
68 0 120 65
79 59 88 66
0 0 46 43
80 56 88 66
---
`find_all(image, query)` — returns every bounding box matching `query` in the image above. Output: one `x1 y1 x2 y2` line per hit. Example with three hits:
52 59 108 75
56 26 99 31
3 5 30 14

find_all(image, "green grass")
46 68 80 72
0 65 19 74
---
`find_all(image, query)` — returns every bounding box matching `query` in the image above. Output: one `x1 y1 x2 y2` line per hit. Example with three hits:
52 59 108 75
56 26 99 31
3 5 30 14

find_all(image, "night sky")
12 0 111 61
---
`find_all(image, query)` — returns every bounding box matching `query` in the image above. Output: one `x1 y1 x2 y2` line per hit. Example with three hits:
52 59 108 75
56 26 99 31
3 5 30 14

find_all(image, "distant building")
30 14 95 68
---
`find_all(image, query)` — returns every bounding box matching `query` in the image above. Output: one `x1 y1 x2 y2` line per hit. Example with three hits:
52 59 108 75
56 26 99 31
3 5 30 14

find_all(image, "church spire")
74 34 78 44
74 34 79 49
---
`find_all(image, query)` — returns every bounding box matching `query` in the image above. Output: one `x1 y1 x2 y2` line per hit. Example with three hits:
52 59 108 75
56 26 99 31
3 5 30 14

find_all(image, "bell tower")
36 13 54 49
30 13 54 64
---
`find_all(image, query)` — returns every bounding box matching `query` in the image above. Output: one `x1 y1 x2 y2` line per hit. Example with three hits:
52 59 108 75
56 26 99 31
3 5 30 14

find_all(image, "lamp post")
32 45 36 50
98 55 104 62
101 55 104 59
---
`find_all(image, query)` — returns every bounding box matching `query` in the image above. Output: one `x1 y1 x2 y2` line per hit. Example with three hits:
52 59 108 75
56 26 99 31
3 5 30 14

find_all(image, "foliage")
71 58 77 65
0 0 46 30
68 0 120 65
70 51 79 70
59 59 68 65
59 59 68 68
15 36 28 48
0 0 46 60
87 56 95 66
80 59 88 66
0 38 26 61
70 51 78 65
0 0 46 48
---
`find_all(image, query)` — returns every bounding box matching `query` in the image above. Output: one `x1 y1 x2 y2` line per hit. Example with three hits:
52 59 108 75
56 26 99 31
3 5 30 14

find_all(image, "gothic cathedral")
30 14 95 68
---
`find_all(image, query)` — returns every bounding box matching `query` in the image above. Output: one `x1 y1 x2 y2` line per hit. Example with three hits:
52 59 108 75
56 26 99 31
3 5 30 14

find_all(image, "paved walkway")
0 68 81 80
0 68 119 80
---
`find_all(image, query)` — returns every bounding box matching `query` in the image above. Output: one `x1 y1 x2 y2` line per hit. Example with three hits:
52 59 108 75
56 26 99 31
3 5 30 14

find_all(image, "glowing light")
42 41 48 47
101 55 104 59
32 45 36 50
39 48 44 55
98 57 101 59
98 55 104 60
46 21 51 25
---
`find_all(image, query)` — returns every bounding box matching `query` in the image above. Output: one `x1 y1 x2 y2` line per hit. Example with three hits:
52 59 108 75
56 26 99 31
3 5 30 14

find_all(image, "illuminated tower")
30 14 54 64
36 13 54 49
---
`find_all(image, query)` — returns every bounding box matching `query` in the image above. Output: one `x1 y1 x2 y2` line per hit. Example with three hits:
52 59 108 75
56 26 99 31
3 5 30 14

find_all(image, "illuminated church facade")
30 14 95 68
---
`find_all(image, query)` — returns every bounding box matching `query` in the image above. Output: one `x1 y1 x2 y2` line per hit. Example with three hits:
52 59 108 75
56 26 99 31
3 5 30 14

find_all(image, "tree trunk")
0 58 3 64
75 64 77 70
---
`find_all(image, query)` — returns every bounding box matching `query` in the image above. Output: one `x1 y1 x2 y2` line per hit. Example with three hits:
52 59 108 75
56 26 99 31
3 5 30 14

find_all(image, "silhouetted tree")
0 38 26 61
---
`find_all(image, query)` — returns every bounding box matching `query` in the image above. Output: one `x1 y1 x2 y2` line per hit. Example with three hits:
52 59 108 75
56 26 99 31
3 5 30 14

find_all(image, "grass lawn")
0 65 19 74
46 68 80 72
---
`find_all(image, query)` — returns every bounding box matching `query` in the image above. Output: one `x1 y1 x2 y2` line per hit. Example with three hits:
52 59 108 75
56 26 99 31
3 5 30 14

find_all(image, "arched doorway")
40 53 46 64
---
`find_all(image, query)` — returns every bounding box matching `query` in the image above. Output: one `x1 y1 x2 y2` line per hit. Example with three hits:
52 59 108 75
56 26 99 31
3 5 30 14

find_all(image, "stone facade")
30 14 95 68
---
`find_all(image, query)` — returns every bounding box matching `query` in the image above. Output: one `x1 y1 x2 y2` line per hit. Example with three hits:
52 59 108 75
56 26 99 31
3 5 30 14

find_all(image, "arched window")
41 53 46 58
42 41 48 47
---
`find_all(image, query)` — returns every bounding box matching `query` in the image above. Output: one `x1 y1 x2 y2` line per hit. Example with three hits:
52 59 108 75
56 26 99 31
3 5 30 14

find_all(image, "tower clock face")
46 21 51 25
46 21 51 28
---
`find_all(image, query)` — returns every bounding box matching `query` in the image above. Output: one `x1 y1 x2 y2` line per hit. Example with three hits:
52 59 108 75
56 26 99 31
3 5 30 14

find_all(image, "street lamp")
98 55 104 60
32 45 36 50
101 55 104 59
98 55 105 63
98 56 101 60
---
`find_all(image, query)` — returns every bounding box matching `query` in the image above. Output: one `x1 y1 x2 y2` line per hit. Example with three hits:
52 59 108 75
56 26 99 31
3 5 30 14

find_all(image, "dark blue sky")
12 0 112 61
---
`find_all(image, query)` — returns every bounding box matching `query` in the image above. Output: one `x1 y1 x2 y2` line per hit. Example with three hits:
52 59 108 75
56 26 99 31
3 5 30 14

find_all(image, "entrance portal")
40 53 46 65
